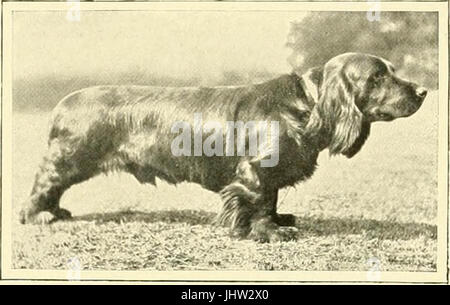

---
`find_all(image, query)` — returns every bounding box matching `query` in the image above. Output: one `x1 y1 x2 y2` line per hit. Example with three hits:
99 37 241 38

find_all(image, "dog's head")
305 52 427 158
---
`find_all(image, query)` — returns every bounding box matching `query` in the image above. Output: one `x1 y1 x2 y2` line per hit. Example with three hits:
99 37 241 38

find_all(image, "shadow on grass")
294 217 436 240
72 209 216 226
71 210 436 240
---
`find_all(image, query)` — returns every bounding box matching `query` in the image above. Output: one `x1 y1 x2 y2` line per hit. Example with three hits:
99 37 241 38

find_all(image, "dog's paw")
34 211 56 224
19 209 47 224
248 226 298 243
247 216 299 242
20 209 72 225
268 226 299 242
229 227 251 240
54 208 72 220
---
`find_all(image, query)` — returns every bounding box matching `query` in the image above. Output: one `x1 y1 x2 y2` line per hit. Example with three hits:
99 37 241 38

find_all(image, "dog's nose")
416 87 427 98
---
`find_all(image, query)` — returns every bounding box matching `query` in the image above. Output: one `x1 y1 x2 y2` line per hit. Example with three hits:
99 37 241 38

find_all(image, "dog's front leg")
248 192 299 243
271 191 297 227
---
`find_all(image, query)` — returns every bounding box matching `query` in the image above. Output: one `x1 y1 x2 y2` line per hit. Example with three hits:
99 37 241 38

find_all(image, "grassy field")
10 92 438 272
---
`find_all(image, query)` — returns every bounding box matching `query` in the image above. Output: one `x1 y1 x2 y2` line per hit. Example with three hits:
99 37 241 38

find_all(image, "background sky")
13 11 306 81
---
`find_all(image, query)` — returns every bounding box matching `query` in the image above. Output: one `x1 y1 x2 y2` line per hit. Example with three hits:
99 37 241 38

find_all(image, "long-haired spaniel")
20 53 427 242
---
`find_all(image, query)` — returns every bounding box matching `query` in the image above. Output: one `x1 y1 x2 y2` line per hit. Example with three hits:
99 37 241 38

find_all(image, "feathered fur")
20 53 427 242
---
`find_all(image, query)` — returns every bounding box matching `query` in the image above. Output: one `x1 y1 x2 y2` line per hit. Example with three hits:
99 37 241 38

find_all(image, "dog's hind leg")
217 181 260 238
20 138 101 224
217 161 298 242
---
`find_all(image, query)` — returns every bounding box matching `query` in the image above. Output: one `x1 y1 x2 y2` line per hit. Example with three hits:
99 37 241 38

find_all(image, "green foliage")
287 12 438 88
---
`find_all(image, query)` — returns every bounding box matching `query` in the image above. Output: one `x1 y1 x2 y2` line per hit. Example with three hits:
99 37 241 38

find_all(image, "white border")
1 1 448 283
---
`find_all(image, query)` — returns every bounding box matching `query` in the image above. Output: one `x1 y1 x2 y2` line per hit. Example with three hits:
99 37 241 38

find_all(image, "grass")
10 91 438 272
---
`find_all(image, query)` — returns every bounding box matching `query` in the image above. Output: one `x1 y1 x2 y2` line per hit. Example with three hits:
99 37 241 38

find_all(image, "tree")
286 12 438 88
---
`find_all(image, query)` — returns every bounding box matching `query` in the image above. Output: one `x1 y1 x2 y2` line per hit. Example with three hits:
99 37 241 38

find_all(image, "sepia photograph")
1 1 448 283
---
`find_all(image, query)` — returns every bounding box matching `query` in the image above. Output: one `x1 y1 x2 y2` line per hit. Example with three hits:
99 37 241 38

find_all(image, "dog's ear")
307 66 369 158
307 66 324 86
341 120 370 158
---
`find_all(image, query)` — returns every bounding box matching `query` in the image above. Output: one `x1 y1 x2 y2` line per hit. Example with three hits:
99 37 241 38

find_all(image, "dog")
20 53 427 242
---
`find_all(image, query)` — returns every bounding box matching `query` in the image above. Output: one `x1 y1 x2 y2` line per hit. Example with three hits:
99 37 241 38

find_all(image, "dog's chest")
269 135 320 188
